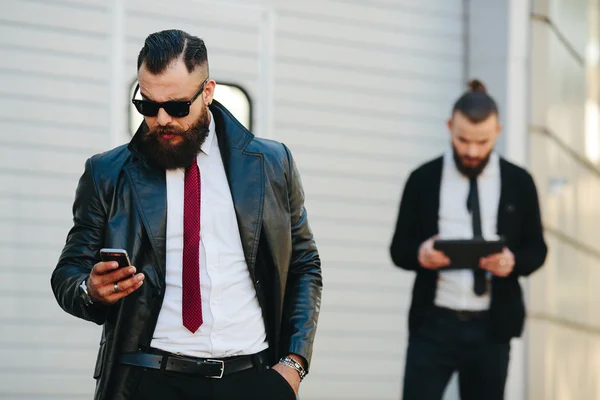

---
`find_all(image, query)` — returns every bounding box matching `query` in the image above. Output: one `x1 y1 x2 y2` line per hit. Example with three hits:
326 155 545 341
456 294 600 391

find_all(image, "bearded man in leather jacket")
51 29 322 400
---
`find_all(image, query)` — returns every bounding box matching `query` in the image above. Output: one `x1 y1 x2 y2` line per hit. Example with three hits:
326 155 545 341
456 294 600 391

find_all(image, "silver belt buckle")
203 359 225 379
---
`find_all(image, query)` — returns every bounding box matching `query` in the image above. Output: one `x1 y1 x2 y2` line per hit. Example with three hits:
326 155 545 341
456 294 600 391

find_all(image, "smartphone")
99 248 131 268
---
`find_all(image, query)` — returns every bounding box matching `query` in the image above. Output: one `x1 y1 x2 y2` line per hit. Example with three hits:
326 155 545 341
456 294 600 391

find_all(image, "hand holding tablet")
417 236 451 270
432 237 505 271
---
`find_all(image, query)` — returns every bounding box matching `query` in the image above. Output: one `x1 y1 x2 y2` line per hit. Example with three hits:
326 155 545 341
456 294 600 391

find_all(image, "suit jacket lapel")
497 159 516 237
430 156 443 234
125 161 167 281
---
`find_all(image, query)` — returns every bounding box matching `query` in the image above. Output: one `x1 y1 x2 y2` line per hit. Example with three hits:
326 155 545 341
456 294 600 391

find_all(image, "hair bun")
467 79 487 93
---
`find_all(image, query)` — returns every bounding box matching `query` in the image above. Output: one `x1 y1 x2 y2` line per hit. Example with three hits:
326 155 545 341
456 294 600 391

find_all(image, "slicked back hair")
137 29 208 75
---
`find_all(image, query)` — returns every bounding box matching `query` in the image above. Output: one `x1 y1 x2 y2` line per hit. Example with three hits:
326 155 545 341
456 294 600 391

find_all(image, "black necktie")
467 177 487 296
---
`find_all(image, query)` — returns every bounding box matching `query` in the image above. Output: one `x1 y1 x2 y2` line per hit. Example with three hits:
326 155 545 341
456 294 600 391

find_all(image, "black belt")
120 349 269 378
433 306 489 322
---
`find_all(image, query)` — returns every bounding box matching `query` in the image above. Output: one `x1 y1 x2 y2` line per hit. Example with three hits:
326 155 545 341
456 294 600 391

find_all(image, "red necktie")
182 157 202 333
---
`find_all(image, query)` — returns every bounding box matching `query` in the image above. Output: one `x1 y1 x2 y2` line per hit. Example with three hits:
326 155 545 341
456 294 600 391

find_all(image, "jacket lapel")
211 102 264 276
124 160 167 281
227 149 264 275
497 159 516 237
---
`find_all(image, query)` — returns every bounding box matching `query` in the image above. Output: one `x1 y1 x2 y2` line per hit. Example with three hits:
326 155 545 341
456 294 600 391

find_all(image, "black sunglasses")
132 78 208 118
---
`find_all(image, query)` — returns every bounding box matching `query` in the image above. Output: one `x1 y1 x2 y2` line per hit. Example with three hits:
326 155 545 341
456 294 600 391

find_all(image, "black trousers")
131 359 297 400
402 307 510 400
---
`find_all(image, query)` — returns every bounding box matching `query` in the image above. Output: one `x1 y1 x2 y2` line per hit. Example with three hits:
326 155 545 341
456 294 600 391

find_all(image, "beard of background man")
452 144 492 179
140 104 211 170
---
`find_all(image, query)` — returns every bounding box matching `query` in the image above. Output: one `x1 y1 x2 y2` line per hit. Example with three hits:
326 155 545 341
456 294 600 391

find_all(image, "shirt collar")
200 110 216 156
480 151 500 178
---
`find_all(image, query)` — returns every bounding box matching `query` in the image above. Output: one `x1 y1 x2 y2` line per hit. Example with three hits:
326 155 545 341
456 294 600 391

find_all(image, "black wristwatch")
79 278 94 307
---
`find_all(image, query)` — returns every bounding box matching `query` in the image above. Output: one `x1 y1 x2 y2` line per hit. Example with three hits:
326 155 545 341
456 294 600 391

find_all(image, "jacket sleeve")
510 172 548 277
50 157 109 324
280 144 322 371
390 171 423 271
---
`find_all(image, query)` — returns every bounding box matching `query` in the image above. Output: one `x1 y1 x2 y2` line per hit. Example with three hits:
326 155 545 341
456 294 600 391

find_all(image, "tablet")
433 237 505 270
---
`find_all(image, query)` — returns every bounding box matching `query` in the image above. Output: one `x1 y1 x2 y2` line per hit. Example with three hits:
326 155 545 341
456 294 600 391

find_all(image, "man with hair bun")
390 80 547 400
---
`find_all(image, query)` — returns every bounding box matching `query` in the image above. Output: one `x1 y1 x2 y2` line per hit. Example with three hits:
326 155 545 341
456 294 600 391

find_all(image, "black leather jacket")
51 101 322 400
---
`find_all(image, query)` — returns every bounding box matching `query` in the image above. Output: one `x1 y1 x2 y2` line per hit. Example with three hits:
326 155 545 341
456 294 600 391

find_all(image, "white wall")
0 0 465 399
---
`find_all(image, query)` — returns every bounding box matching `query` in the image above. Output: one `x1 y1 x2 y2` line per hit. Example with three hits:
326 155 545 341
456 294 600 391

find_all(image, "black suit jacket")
389 156 547 342
51 101 322 400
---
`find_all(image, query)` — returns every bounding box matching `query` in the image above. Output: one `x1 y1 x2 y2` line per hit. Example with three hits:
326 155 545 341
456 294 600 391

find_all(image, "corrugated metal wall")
0 0 112 397
0 0 465 398
267 2 465 398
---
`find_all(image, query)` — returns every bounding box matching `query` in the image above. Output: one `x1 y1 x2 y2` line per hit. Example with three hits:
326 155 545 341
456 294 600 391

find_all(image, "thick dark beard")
452 145 492 179
140 110 210 170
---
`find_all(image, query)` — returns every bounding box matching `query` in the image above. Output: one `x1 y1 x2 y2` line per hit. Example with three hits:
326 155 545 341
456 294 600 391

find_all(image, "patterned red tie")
182 157 202 333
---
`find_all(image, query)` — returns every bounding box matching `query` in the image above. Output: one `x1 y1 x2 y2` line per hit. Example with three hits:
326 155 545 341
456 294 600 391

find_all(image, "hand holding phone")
85 248 144 305
99 248 132 268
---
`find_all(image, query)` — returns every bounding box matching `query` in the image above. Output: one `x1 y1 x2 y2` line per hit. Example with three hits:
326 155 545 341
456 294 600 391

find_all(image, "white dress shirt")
434 150 501 311
151 112 268 358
